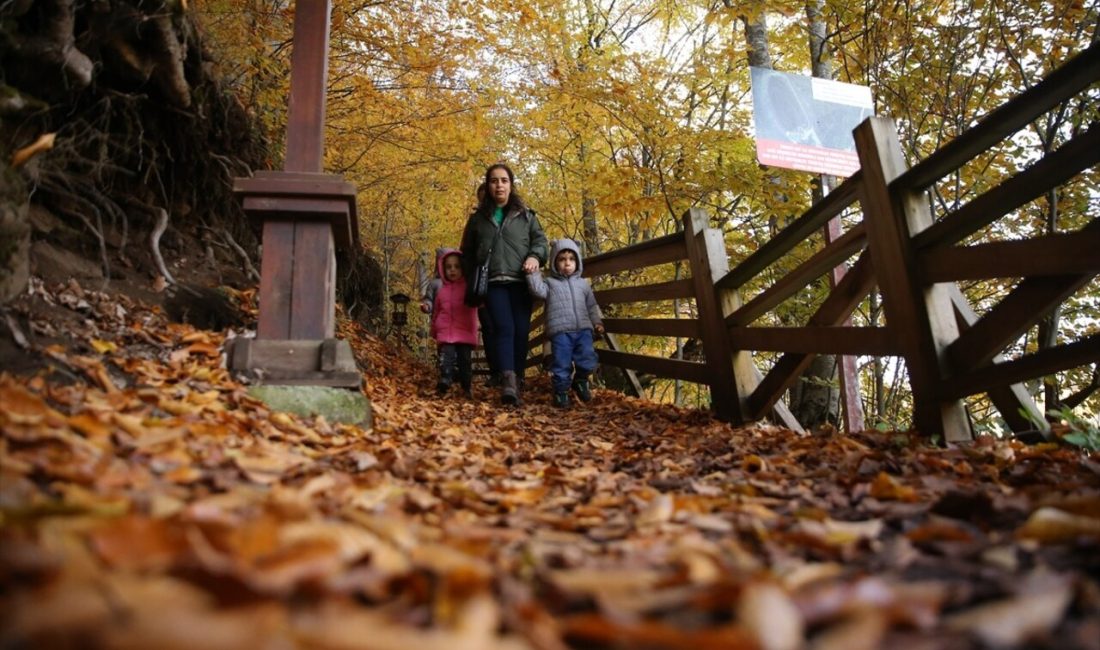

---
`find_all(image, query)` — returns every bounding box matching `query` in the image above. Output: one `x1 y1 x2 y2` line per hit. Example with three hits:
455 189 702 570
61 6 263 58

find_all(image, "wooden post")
258 0 335 340
228 0 361 388
854 117 971 441
683 208 747 423
823 215 865 433
682 209 803 431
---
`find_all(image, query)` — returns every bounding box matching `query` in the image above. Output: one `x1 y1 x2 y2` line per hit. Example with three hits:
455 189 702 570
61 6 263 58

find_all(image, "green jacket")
460 206 548 282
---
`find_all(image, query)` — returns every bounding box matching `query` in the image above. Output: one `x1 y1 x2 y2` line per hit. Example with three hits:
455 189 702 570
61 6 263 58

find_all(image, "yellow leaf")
89 339 117 354
869 472 918 501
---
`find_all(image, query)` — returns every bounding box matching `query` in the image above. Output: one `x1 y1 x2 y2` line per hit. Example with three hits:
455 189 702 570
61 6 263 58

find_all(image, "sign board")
750 67 874 177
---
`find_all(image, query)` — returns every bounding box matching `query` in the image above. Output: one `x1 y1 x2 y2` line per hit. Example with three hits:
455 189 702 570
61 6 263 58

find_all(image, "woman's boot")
501 370 518 405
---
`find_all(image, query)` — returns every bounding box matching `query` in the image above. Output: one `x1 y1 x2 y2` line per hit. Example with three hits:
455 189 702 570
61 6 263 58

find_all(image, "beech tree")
189 0 1098 420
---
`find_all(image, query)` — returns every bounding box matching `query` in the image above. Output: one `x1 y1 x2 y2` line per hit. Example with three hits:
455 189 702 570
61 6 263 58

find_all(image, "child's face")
443 255 463 282
555 250 577 276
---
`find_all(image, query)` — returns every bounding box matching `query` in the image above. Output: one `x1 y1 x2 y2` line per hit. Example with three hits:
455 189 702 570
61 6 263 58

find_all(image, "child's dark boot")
458 368 474 399
572 377 592 402
436 368 454 395
553 391 570 408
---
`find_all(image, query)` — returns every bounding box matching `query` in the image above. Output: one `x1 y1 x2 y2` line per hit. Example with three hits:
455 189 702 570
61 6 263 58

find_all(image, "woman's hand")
522 256 539 274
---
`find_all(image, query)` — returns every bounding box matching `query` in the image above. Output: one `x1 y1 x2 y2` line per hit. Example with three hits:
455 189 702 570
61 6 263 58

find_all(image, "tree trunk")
740 12 773 68
789 354 841 428
579 142 600 255
802 0 862 431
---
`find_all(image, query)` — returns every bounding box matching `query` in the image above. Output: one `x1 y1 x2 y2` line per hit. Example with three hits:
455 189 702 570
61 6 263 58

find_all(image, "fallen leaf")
1016 506 1100 543
11 132 55 168
946 569 1073 646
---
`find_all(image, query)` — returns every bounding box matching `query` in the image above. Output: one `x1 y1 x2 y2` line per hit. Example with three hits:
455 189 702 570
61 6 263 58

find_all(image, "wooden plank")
730 326 899 356
913 124 1100 251
601 332 644 396
717 173 861 293
824 206 865 434
748 363 803 433
283 0 333 172
594 278 695 305
919 222 1100 283
854 117 971 442
289 222 335 339
602 318 701 338
746 251 877 420
895 43 1100 191
257 220 295 338
242 196 355 250
597 349 711 384
727 224 866 326
947 272 1094 372
528 331 546 349
942 334 1100 400
584 234 687 278
947 285 1046 434
684 208 745 422
234 174 357 198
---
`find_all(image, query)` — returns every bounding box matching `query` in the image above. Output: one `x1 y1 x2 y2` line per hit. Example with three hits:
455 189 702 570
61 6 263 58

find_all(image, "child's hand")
419 302 430 313
595 323 605 336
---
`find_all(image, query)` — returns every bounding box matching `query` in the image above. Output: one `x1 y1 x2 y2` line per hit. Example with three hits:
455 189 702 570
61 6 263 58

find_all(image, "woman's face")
487 167 511 206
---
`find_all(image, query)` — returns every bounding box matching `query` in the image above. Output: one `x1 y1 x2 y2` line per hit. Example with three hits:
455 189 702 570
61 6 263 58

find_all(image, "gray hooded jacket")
526 238 603 336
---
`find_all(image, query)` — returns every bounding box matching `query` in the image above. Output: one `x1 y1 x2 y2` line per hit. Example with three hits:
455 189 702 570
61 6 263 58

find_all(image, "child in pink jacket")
420 248 479 397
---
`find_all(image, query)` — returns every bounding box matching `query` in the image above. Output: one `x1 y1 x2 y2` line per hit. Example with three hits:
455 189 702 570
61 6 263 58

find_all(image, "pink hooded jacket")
423 249 479 346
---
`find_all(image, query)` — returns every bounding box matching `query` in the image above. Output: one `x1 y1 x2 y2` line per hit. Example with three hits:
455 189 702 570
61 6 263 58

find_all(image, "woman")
461 163 548 404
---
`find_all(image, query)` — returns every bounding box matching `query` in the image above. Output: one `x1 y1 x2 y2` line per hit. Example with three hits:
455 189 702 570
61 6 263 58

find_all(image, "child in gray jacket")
526 238 604 407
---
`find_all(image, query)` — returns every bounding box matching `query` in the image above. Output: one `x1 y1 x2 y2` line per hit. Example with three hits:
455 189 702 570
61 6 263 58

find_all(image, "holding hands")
523 256 540 274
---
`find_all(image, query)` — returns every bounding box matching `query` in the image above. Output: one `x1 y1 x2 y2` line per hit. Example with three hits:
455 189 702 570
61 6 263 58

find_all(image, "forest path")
1 278 1098 649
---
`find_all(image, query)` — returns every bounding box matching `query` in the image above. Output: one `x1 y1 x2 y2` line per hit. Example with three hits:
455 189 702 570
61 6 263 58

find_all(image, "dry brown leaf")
89 515 189 571
739 581 804 650
1016 506 1100 543
945 569 1073 646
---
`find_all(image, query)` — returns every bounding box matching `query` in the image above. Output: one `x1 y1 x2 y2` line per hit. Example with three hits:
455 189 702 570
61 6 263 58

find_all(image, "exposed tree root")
150 208 175 286
1 0 269 293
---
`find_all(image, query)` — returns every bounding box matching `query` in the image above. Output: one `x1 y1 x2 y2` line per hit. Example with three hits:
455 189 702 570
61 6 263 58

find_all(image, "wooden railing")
524 42 1100 441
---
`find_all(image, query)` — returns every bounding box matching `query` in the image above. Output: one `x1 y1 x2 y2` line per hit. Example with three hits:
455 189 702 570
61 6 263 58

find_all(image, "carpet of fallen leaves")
2 279 1100 650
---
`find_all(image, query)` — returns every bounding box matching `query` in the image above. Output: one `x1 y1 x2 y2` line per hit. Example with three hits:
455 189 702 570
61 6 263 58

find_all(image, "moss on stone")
248 385 372 428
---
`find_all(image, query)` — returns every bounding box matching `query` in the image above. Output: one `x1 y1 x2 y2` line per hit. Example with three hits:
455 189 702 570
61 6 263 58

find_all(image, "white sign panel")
750 67 874 177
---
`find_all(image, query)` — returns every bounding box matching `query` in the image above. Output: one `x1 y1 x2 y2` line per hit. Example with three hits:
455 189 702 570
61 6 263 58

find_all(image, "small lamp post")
390 293 410 329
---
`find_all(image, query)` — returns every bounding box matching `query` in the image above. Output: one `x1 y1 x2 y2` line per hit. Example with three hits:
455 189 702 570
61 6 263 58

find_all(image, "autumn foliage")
2 279 1099 648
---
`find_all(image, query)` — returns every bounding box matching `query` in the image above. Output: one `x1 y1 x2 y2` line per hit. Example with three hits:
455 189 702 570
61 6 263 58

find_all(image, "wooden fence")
526 43 1100 441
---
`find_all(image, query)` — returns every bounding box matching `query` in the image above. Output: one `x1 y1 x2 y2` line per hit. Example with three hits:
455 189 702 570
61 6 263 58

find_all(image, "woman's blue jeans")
485 282 533 373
